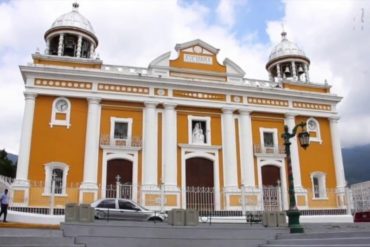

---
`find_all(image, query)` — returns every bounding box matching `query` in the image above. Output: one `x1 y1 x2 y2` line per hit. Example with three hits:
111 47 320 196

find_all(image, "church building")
11 3 346 213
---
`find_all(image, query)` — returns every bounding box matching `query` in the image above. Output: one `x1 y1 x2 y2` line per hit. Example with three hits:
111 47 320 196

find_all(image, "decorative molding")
293 101 331 111
247 97 289 107
155 88 168 96
173 89 226 101
231 95 243 103
35 78 92 90
98 83 149 95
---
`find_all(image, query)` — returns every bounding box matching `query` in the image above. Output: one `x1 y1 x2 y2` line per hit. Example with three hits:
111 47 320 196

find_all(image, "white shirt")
0 192 9 205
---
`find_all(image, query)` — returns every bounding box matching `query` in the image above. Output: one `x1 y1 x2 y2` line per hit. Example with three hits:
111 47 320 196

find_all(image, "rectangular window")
313 177 320 198
263 132 274 147
114 122 128 139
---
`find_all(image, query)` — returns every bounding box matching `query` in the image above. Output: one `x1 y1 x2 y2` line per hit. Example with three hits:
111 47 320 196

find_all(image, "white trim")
257 158 288 210
259 127 278 153
23 85 340 119
109 117 133 145
188 115 211 145
42 162 69 196
180 146 221 210
101 150 138 201
310 171 327 199
175 39 220 54
49 97 71 128
307 117 322 143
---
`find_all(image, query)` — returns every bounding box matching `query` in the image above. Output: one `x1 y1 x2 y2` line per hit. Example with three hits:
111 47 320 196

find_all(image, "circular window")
55 99 68 112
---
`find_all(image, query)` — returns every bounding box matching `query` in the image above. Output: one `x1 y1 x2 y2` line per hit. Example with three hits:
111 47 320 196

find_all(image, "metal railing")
253 144 285 155
6 180 353 217
100 135 142 148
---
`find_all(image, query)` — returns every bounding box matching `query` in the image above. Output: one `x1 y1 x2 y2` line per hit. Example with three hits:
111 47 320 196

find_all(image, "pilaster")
79 97 101 203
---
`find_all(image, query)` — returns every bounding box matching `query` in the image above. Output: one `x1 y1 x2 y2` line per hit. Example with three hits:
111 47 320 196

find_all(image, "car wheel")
96 210 106 219
148 217 163 222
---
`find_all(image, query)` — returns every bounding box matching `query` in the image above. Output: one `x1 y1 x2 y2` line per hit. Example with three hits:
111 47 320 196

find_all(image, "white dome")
51 3 95 35
268 32 307 62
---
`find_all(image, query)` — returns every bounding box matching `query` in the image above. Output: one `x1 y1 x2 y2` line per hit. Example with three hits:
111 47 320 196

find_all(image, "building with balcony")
11 3 346 213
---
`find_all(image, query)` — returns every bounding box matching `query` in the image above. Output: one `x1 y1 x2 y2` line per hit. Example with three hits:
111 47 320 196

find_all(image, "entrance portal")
185 157 214 211
106 159 133 198
261 165 281 211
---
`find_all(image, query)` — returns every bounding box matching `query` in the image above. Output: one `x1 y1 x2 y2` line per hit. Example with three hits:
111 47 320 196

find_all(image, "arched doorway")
106 159 133 199
185 157 214 211
261 165 281 211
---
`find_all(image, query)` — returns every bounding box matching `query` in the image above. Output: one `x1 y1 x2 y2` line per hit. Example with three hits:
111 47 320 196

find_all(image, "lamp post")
281 122 310 233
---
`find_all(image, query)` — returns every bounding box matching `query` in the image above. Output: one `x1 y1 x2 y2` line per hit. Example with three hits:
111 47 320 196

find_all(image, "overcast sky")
0 0 369 154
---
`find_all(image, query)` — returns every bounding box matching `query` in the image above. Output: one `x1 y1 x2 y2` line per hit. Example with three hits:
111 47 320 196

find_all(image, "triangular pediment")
148 39 246 82
174 39 220 55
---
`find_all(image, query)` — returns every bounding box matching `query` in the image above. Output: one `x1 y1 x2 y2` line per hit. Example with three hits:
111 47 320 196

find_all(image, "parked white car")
91 198 166 222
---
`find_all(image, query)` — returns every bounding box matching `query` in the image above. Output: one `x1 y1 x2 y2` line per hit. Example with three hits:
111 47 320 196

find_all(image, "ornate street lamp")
281 122 310 233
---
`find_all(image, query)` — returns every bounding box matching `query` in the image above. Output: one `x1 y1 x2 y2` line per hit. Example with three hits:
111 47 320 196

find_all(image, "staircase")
260 230 370 247
61 221 288 247
0 228 84 247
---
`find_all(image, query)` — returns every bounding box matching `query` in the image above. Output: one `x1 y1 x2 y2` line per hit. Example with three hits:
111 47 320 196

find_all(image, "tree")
0 149 16 178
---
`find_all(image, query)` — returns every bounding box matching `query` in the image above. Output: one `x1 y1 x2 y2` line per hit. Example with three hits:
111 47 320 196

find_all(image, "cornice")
19 64 342 104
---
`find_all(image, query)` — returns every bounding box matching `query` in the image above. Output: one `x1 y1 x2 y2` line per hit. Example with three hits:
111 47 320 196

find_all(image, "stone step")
0 229 63 237
0 236 76 245
0 245 85 247
76 236 264 247
268 237 370 245
62 222 287 240
260 245 370 247
277 231 370 239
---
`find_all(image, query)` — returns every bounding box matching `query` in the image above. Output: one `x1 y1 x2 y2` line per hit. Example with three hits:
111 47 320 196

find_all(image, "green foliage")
0 149 16 178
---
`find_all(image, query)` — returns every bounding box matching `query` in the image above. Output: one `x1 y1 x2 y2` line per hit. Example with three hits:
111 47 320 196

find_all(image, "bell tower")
266 32 310 83
43 2 98 59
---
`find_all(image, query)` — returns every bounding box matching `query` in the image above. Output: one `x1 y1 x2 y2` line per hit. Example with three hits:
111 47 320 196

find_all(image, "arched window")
43 162 69 196
50 97 71 128
311 172 327 199
306 117 322 143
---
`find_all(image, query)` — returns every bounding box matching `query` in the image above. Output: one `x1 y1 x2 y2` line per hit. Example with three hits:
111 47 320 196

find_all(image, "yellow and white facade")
12 4 346 212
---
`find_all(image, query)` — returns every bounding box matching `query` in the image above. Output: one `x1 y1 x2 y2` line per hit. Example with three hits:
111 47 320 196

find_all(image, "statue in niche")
192 122 205 144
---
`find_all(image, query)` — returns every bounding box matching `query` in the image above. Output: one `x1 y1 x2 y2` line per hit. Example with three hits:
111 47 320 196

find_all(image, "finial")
281 31 287 40
281 23 287 40
72 2 79 11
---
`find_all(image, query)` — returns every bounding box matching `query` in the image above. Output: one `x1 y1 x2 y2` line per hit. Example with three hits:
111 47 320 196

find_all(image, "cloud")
0 0 269 153
216 0 247 28
270 0 370 147
0 0 367 153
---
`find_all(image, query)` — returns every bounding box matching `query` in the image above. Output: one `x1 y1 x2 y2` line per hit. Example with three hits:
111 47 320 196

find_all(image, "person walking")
0 189 9 222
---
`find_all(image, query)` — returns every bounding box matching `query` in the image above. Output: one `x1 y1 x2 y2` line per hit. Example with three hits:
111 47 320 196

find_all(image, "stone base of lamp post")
287 209 304 233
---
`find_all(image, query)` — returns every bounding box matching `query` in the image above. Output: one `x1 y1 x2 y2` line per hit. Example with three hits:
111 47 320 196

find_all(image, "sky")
0 0 369 154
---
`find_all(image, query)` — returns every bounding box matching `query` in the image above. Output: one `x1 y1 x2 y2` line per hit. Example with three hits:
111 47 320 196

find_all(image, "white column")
276 64 282 79
291 61 297 79
304 64 310 82
329 118 346 189
80 97 101 191
239 109 255 188
142 101 158 186
163 103 177 187
76 35 82 58
13 92 37 187
89 44 95 58
222 108 238 189
57 33 64 56
45 39 50 55
285 113 303 189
